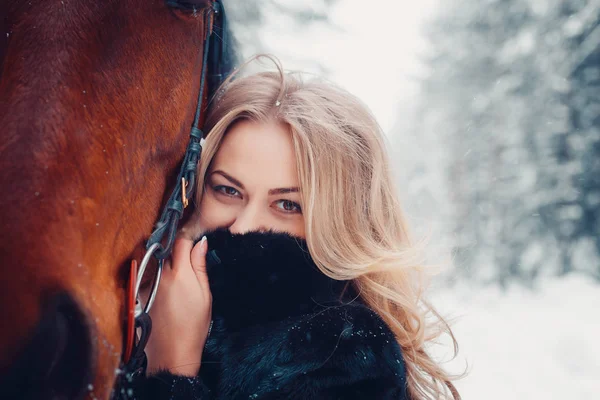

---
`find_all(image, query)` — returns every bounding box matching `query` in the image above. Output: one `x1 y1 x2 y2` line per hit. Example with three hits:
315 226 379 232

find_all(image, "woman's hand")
144 236 212 377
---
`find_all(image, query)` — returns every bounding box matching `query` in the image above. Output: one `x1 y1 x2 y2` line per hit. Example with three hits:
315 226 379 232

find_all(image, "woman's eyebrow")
269 187 299 195
212 170 244 189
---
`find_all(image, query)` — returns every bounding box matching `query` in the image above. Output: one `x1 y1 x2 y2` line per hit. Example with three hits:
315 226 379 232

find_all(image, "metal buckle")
181 177 189 209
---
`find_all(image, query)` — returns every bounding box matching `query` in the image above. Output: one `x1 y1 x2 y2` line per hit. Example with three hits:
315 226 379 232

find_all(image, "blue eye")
213 185 240 197
275 200 302 213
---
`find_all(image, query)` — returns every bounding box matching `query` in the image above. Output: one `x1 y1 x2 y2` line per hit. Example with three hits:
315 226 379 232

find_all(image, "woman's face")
195 119 305 238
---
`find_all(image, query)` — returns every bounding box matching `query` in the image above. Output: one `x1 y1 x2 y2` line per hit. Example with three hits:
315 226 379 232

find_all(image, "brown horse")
0 1 236 398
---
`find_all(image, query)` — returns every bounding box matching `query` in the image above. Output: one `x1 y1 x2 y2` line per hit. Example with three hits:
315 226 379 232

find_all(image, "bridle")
118 0 232 377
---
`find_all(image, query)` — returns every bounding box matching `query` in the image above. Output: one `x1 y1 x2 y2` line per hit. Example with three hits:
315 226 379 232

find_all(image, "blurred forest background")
222 1 600 398
414 0 600 286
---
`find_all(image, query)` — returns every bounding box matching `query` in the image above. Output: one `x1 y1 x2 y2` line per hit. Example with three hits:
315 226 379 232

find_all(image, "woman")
132 59 460 399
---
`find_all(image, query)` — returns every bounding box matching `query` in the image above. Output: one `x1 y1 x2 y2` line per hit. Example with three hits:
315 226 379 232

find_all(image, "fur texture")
133 230 408 399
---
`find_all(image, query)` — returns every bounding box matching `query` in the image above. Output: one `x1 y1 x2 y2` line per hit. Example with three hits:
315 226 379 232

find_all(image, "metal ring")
144 259 163 315
134 243 163 317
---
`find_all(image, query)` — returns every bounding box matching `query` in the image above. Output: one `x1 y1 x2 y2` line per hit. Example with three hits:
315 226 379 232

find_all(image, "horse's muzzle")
0 291 95 400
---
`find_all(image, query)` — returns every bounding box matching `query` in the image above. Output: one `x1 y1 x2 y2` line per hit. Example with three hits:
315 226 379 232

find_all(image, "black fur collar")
200 229 353 331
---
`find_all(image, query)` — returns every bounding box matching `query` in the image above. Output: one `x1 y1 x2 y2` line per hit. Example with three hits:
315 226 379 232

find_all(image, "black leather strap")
146 2 220 260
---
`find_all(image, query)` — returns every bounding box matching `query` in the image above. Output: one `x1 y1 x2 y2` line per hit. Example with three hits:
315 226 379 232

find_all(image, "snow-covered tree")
224 0 339 74
412 0 600 284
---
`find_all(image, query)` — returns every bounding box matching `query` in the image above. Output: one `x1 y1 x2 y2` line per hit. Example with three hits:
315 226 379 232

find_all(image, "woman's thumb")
191 236 209 285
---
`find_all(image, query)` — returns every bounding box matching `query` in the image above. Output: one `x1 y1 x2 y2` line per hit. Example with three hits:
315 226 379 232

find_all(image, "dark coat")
132 230 408 399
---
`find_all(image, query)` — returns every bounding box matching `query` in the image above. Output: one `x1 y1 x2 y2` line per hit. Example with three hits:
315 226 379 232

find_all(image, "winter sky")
254 0 440 134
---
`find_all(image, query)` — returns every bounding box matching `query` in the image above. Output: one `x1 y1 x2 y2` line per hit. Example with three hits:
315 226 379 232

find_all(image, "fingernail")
200 236 208 254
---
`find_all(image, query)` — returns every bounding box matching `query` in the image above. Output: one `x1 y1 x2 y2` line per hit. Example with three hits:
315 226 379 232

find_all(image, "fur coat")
131 229 408 399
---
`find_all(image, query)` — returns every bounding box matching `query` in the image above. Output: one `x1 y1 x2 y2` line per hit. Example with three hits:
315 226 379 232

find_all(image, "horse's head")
0 1 235 398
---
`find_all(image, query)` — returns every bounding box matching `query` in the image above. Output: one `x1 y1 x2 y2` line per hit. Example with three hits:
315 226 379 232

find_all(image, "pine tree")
415 0 600 284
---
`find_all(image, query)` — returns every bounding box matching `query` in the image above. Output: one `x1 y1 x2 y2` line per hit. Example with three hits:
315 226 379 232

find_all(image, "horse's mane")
219 9 239 75
208 1 240 98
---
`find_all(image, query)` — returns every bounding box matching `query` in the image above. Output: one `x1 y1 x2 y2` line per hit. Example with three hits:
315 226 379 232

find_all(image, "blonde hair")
192 56 461 399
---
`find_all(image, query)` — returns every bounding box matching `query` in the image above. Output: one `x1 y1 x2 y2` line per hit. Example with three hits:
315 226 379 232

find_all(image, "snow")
430 274 600 399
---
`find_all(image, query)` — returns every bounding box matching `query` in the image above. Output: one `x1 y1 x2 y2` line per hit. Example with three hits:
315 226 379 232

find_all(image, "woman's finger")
190 236 210 290
171 237 194 273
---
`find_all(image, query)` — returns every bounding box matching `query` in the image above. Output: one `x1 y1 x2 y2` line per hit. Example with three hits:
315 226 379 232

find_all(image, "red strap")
123 259 137 364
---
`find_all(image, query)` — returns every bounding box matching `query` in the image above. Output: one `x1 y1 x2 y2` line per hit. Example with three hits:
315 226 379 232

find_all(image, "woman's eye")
214 185 240 197
275 200 302 213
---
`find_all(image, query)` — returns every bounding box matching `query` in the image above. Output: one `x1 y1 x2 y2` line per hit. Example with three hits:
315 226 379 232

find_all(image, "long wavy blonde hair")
191 56 461 399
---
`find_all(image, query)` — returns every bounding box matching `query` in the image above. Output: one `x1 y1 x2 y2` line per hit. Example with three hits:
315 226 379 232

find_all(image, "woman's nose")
228 206 268 235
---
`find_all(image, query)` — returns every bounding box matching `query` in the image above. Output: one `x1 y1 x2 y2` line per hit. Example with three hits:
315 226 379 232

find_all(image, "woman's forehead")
210 120 300 188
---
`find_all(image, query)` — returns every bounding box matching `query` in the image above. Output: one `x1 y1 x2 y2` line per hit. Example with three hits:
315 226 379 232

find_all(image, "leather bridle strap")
122 1 223 372
146 3 218 260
